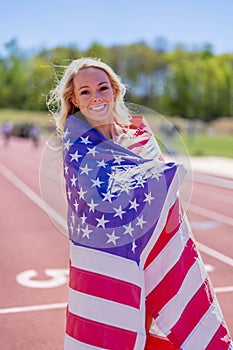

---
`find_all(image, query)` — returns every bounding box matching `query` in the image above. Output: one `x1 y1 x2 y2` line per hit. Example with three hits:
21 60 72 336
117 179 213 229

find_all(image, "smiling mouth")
89 104 106 111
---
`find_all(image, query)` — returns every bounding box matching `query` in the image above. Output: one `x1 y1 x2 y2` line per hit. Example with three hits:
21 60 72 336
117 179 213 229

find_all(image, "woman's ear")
113 88 117 101
70 96 78 107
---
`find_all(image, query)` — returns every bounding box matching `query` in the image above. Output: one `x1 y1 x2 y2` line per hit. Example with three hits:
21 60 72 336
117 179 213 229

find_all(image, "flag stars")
62 128 70 139
70 212 75 223
129 198 139 211
87 146 98 157
91 177 104 188
144 191 155 205
136 175 146 187
78 187 87 200
64 165 69 175
67 189 72 200
70 150 82 162
96 214 109 228
102 191 115 203
120 182 132 194
87 199 98 212
81 225 93 239
113 155 123 165
70 174 78 187
97 159 107 168
80 213 87 225
123 222 134 237
136 215 146 229
152 170 162 181
113 205 126 219
80 136 91 144
106 231 120 245
63 139 73 150
73 199 79 211
76 224 81 236
132 240 137 253
80 164 92 175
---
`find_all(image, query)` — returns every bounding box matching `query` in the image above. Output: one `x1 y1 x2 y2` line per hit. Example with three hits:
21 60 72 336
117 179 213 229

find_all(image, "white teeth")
90 104 105 111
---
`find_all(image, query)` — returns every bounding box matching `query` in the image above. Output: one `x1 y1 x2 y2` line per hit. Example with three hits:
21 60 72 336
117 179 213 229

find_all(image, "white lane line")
197 242 233 267
0 162 232 268
0 162 67 230
194 173 233 190
188 203 233 227
1 284 233 315
214 286 233 293
0 302 67 315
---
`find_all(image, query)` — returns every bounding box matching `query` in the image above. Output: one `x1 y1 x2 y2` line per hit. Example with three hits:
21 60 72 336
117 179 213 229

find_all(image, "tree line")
1 39 233 121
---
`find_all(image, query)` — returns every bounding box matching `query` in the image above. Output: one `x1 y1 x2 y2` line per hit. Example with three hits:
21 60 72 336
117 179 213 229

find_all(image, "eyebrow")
78 81 109 91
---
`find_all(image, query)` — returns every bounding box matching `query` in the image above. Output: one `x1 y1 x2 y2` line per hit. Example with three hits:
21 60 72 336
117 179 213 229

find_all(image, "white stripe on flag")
64 333 106 350
140 163 187 266
145 219 189 296
70 242 144 286
156 259 206 333
181 302 222 350
68 288 145 333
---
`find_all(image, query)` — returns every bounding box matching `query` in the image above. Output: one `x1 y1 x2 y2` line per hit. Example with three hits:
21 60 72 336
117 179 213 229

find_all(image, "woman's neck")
95 122 120 140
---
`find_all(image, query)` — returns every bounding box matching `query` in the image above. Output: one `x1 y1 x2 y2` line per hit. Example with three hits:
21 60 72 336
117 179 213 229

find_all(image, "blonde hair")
47 57 130 133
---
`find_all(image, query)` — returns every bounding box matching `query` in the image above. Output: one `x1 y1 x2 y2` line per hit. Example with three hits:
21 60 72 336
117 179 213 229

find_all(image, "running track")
0 137 232 349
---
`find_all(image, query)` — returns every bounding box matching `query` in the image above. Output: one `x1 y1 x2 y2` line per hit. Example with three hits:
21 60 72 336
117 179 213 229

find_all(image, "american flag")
63 113 232 350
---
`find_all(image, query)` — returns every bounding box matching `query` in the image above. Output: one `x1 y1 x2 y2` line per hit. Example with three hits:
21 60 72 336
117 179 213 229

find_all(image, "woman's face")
71 67 116 127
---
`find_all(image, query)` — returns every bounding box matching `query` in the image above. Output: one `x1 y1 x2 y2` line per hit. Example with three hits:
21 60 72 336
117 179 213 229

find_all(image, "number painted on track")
16 269 69 288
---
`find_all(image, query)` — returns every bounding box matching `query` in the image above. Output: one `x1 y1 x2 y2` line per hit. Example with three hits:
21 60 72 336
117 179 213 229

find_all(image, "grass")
181 134 233 158
0 108 54 130
0 108 232 158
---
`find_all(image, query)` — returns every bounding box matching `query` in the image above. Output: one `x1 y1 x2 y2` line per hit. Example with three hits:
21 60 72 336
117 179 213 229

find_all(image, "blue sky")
1 0 233 54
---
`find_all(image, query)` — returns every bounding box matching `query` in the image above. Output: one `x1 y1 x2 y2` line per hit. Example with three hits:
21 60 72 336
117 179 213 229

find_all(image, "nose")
92 91 102 103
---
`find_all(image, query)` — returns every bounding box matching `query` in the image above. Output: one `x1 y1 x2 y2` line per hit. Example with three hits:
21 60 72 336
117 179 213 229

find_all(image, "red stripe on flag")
127 138 149 150
168 281 214 347
69 265 141 309
66 309 137 350
206 323 232 350
146 333 178 349
146 238 197 316
144 199 182 269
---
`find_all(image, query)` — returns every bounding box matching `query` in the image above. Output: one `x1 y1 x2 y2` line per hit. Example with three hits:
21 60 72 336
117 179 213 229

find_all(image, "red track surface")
0 137 232 349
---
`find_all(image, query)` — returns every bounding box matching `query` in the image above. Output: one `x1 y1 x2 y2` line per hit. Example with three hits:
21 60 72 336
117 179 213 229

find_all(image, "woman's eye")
100 86 109 91
80 90 89 95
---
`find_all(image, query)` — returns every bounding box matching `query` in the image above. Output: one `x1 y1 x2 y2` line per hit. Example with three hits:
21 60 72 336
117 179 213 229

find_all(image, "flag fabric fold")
62 113 232 350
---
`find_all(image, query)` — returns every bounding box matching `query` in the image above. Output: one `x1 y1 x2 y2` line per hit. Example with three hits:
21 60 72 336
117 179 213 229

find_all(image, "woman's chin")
85 114 115 128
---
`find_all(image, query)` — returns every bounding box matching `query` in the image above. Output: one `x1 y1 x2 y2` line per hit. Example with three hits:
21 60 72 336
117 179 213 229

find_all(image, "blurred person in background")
29 124 40 148
1 120 13 146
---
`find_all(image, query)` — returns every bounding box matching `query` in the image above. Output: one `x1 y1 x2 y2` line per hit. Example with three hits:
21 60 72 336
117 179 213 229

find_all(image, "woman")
47 58 232 350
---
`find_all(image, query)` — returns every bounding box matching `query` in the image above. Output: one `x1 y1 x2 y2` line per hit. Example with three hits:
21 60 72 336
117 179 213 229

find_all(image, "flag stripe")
64 333 106 350
146 238 198 315
68 288 144 332
127 138 149 151
70 242 143 286
144 199 182 269
156 259 206 333
140 165 187 267
145 219 189 296
69 264 141 309
66 309 137 350
180 303 223 350
206 323 232 350
168 281 214 346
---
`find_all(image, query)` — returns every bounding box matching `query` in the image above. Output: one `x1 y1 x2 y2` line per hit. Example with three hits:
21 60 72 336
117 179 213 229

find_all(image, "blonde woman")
47 58 232 350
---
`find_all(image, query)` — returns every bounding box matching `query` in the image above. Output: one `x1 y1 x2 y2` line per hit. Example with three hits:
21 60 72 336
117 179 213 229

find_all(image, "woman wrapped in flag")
47 57 232 349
